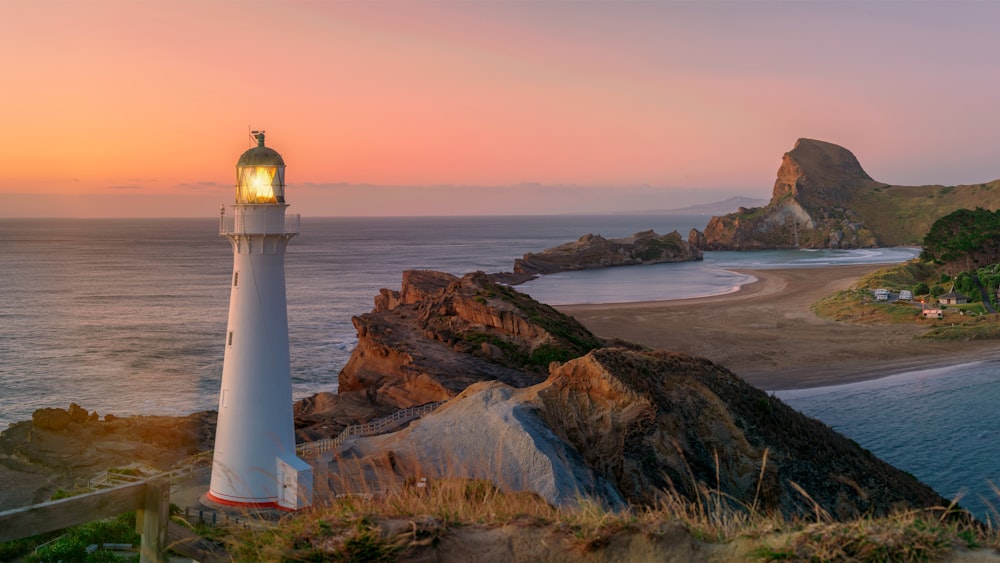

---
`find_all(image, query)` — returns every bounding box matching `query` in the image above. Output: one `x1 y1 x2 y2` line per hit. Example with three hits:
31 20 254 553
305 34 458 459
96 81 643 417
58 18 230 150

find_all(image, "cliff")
513 229 701 276
335 348 947 519
695 138 1000 249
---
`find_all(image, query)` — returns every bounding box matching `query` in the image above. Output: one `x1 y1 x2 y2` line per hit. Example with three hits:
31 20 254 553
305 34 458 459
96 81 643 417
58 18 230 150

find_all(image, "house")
938 288 969 305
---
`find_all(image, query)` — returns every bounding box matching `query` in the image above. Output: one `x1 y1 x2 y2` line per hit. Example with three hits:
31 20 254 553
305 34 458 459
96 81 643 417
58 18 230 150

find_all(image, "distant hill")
692 138 1000 250
624 196 769 216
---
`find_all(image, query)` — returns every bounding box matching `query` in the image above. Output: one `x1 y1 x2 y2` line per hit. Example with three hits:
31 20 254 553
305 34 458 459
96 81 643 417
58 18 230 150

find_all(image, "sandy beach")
559 263 1000 390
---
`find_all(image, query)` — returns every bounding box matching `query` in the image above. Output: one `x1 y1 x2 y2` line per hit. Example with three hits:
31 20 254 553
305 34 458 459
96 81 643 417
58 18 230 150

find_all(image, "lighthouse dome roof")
237 132 285 167
237 146 285 167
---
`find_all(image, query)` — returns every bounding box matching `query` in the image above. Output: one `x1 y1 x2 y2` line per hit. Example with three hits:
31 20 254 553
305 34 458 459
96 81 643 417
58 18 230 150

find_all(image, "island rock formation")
304 270 949 520
693 138 1000 249
513 229 701 277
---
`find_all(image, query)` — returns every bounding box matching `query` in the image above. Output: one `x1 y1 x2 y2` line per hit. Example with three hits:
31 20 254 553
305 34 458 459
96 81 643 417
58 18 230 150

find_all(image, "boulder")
68 403 90 423
31 408 72 431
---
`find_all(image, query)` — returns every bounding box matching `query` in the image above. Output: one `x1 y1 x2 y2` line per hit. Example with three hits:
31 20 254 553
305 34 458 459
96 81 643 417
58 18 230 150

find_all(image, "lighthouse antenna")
247 125 267 147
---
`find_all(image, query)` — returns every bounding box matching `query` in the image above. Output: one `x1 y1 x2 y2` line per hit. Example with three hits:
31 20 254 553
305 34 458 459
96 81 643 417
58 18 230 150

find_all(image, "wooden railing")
89 463 200 490
0 478 228 563
0 479 169 563
298 401 444 456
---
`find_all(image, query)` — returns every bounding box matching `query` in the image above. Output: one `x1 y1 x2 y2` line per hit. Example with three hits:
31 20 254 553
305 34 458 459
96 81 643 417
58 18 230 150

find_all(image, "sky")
3 1 1000 218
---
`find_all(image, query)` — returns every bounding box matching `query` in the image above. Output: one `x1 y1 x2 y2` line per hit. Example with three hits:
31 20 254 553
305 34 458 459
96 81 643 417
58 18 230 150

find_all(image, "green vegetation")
813 207 1000 334
856 261 936 291
921 208 1000 275
920 315 1000 340
849 181 1000 246
634 235 685 261
1 512 141 563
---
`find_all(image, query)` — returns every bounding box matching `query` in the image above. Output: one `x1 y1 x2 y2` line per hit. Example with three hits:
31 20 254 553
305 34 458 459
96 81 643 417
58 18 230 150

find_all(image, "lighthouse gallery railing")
219 208 300 235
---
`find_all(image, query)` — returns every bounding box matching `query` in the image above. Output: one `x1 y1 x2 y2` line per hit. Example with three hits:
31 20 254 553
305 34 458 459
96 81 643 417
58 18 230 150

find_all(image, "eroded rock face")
535 349 946 519
696 139 881 250
514 230 702 276
336 270 601 411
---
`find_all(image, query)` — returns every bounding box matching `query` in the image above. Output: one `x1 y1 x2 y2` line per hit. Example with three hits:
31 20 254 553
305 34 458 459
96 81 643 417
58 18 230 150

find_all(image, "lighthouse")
208 131 312 510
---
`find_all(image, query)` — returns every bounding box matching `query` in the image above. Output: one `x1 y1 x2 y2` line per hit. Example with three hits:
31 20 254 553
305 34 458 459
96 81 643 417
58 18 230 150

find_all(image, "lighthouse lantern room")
208 131 312 510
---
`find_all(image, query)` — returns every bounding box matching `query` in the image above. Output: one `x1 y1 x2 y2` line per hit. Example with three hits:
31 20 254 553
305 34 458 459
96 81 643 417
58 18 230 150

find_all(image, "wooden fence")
0 479 168 562
0 478 227 563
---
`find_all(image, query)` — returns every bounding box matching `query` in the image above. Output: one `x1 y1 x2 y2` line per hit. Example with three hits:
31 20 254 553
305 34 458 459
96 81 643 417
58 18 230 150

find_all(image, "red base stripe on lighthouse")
205 491 295 511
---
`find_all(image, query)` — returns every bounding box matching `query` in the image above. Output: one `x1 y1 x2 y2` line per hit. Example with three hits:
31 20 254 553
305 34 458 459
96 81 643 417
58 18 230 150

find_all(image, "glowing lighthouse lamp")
208 131 312 510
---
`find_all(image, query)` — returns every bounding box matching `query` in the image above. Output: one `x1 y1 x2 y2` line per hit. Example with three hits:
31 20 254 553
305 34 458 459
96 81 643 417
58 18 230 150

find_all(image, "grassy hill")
852 181 1000 246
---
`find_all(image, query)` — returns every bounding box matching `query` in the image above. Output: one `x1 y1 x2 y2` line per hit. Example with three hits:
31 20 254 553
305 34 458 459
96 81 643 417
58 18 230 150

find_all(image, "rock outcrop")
513 230 701 276
334 348 947 519
694 138 1000 249
334 270 601 412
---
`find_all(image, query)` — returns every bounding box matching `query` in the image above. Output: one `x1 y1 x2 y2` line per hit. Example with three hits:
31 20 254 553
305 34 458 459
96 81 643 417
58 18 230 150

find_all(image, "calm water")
0 215 993 517
777 364 1000 520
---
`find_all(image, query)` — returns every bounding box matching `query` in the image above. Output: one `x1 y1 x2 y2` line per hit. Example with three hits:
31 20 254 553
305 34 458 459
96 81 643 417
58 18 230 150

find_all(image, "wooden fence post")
137 478 169 563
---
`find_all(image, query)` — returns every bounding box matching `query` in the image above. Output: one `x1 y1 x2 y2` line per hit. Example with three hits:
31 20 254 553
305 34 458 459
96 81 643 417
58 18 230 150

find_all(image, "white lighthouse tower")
208 131 312 510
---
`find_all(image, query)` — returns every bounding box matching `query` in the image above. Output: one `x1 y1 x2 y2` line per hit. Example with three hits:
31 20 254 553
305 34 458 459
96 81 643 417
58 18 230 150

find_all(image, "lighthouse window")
228 331 234 346
233 271 239 287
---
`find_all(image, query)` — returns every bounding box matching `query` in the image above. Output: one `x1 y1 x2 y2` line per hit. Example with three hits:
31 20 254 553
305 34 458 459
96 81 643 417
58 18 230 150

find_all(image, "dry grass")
191 446 1000 562
209 477 999 562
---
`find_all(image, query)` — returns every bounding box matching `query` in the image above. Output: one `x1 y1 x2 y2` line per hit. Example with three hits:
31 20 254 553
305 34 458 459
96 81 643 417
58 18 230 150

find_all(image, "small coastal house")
938 288 969 305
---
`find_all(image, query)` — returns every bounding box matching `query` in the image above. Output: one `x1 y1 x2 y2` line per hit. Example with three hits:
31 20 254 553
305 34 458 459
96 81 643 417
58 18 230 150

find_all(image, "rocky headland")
692 138 1000 250
511 229 702 279
302 270 948 519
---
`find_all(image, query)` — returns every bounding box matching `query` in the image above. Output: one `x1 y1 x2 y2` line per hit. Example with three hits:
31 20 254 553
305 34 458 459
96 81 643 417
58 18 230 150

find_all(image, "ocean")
1 215 993 517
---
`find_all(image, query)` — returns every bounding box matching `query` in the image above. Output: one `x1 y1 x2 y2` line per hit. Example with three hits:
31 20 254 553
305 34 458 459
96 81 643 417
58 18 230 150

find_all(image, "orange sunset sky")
3 1 1000 217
